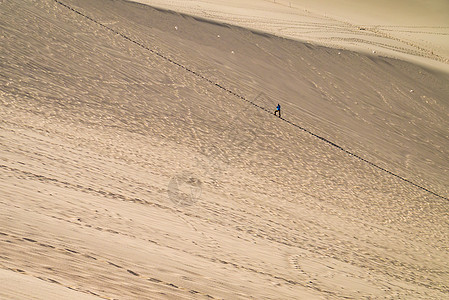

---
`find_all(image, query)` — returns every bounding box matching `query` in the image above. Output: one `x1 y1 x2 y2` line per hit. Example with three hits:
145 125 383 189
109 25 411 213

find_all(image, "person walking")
274 103 281 118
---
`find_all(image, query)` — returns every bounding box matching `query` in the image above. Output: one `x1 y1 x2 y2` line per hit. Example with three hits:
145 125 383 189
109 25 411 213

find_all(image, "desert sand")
1 0 448 299
133 0 449 73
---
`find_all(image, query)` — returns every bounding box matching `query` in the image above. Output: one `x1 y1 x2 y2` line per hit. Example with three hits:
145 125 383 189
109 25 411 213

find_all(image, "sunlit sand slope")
1 0 448 299
134 0 449 72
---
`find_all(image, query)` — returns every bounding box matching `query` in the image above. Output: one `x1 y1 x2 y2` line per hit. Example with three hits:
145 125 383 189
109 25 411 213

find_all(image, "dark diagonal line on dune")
54 0 448 201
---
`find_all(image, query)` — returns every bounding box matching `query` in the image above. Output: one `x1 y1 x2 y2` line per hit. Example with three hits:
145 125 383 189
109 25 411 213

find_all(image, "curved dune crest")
133 0 449 73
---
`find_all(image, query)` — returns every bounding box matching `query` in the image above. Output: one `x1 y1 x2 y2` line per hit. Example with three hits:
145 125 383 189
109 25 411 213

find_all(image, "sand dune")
134 0 449 73
1 0 448 299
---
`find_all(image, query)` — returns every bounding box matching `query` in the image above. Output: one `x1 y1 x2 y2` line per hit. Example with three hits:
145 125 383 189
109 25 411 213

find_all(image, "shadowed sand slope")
1 0 448 299
133 0 449 72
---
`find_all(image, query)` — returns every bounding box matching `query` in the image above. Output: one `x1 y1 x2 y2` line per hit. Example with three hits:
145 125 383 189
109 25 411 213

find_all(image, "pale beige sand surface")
1 0 449 299
133 0 449 72
0 269 100 300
